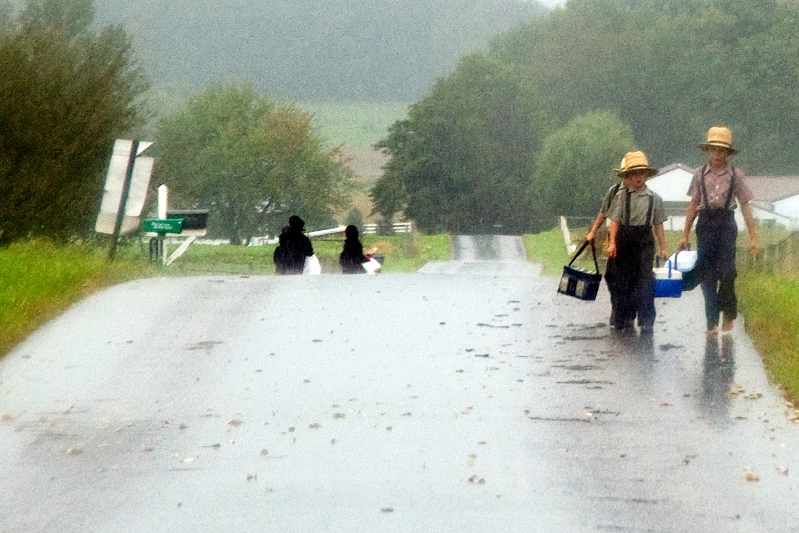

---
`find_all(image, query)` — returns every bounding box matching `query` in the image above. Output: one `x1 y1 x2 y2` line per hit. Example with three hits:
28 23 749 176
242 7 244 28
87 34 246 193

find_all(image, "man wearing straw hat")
606 151 668 333
678 126 760 336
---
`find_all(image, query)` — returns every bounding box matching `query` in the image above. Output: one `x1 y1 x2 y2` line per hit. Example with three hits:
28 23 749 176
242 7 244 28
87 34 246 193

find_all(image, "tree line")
0 0 358 245
372 0 799 234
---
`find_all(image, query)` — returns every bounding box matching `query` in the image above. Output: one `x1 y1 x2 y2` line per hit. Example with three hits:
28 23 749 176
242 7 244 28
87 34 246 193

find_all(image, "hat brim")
616 166 659 178
698 142 738 155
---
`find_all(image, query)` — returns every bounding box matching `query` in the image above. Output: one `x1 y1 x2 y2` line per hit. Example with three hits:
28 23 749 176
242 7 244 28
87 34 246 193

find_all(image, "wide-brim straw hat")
615 150 658 178
698 126 738 154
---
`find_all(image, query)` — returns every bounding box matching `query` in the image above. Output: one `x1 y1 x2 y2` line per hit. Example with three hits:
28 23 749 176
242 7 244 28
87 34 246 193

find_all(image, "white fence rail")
363 222 413 235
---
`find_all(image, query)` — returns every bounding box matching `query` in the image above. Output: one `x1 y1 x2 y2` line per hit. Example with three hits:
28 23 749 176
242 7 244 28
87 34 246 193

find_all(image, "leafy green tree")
373 53 548 234
153 84 354 244
0 0 148 244
532 111 635 226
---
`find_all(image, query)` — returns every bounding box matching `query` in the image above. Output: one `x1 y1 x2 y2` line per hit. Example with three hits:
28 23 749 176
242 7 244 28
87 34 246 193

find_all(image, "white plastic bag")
303 254 322 275
362 257 381 274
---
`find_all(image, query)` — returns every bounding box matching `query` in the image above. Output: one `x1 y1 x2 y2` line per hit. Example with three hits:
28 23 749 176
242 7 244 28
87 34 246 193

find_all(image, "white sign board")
95 140 154 235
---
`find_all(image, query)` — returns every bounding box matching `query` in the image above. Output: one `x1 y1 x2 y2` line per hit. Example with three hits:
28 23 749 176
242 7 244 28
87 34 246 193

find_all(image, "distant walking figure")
339 225 368 274
273 215 314 275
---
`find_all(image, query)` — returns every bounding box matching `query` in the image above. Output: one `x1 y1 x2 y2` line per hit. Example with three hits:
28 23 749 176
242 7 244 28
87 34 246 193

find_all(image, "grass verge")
522 230 572 277
737 273 799 404
0 239 156 356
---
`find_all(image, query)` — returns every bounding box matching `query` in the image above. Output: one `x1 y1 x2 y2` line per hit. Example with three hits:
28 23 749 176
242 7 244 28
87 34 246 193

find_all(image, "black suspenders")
699 164 737 210
624 189 654 226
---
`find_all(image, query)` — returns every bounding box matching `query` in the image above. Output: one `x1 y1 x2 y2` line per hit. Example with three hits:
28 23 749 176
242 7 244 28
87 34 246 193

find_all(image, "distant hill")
93 0 547 103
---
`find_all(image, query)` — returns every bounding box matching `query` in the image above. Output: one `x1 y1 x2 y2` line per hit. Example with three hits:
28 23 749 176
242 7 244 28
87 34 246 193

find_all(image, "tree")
531 111 635 227
153 84 354 244
373 53 547 234
0 0 148 244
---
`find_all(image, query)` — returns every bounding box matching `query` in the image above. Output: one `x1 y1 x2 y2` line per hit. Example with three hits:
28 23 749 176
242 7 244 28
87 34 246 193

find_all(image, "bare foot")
721 317 734 333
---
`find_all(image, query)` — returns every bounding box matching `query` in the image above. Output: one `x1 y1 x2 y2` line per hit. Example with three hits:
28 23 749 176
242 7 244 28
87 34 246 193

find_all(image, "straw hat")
698 126 738 154
615 151 658 178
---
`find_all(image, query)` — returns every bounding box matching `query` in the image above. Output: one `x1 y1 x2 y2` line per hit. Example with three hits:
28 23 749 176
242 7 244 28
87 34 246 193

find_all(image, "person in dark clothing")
606 151 668 333
678 127 759 336
273 226 291 275
339 225 367 274
273 215 314 275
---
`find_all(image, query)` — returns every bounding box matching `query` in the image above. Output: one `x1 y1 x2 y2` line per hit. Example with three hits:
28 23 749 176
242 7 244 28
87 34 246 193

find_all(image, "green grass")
0 239 155 356
737 273 799 404
302 101 410 149
522 230 572 276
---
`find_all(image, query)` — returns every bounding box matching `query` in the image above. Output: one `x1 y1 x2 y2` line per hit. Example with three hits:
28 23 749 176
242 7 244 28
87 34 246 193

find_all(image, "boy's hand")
749 237 760 257
607 243 617 258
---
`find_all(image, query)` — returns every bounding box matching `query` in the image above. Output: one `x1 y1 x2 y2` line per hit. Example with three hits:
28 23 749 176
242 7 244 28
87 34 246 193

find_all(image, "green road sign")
143 218 184 234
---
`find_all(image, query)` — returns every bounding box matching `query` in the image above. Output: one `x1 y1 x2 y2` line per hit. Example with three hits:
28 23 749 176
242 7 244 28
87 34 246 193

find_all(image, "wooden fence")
739 231 799 278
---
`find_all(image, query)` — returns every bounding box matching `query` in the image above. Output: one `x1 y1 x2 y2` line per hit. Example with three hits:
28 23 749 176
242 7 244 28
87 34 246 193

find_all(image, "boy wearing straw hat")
606 151 668 332
678 127 759 336
586 157 632 324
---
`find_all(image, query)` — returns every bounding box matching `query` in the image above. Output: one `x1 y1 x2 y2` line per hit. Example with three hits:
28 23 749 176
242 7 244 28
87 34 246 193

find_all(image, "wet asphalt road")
1 235 798 532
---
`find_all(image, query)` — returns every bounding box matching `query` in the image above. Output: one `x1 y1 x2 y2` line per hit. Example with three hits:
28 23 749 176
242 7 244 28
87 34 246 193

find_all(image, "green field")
302 101 410 149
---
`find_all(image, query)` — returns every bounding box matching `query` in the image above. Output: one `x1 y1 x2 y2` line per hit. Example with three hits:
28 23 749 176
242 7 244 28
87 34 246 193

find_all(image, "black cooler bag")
557 240 602 301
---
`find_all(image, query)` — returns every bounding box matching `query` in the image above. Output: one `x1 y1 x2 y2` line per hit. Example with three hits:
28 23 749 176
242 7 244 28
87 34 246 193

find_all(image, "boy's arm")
679 197 699 250
586 212 606 242
740 202 760 256
607 220 619 258
654 223 667 259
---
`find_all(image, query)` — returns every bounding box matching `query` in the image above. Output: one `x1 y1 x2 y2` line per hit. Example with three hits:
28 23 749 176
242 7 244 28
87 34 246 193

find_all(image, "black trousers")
696 209 738 330
605 225 655 328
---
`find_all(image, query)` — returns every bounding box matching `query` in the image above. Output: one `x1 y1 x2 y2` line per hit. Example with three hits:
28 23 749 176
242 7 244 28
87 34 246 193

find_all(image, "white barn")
646 163 693 231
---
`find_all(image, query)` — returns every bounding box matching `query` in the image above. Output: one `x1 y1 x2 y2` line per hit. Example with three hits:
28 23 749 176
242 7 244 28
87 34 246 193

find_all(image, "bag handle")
568 240 600 274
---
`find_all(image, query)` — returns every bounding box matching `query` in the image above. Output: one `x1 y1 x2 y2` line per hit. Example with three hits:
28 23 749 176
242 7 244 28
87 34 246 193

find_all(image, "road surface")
1 235 798 532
